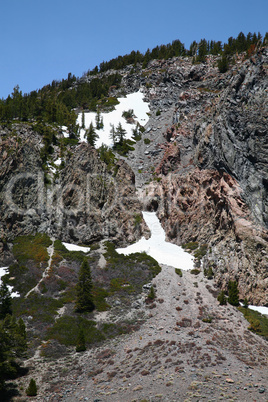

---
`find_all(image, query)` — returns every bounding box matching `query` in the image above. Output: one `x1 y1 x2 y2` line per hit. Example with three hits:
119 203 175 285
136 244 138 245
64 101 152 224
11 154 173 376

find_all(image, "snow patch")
0 267 20 297
248 305 268 317
77 90 150 148
116 212 194 270
62 242 90 253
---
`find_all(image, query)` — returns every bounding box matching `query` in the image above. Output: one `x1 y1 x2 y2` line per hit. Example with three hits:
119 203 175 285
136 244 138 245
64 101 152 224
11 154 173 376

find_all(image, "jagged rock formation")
0 47 267 304
133 48 268 304
0 125 144 263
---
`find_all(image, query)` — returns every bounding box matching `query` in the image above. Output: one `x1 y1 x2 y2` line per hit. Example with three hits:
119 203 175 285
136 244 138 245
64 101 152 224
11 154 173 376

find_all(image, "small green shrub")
26 379 37 396
156 109 161 116
148 286 156 300
217 290 227 305
175 268 182 277
190 269 201 275
182 242 199 250
202 316 213 323
204 266 214 279
144 138 151 145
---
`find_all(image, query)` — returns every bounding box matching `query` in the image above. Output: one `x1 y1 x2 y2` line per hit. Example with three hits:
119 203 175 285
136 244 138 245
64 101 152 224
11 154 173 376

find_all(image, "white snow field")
62 242 90 253
116 211 195 271
77 90 150 148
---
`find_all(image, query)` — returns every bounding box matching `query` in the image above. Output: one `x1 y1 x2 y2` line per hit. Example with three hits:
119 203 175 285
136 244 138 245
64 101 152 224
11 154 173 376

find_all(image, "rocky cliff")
0 125 144 264
131 47 268 304
0 47 267 304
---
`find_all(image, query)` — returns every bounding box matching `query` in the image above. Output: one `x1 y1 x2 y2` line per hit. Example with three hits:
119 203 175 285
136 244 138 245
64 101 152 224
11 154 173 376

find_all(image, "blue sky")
1 0 267 99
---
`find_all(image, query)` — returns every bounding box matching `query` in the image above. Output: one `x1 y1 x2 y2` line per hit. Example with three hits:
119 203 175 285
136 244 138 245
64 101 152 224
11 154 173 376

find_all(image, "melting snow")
62 242 90 253
116 212 194 270
77 90 150 148
0 267 20 297
245 304 268 317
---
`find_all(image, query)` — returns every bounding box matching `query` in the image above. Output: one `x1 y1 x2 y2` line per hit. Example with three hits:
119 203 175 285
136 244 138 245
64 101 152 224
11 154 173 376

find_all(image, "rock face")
135 48 268 305
0 47 267 304
0 125 143 262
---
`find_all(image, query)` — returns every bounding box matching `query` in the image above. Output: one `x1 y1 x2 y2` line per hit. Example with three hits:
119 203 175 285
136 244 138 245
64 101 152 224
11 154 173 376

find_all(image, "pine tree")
75 259 95 313
86 122 99 146
228 281 239 306
26 379 37 396
0 283 12 320
95 109 103 129
115 122 127 144
218 56 228 73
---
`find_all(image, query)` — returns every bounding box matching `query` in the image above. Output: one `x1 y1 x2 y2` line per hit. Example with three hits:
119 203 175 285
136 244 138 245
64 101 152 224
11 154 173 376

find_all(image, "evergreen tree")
228 281 239 306
26 378 37 396
76 327 86 352
0 283 12 320
0 316 27 393
75 259 95 313
95 109 104 129
115 122 127 144
110 124 116 145
86 122 99 146
218 56 228 73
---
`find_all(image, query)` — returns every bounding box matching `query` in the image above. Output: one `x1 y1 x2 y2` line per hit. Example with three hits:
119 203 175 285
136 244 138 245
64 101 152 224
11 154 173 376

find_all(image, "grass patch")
13 233 52 264
238 307 268 340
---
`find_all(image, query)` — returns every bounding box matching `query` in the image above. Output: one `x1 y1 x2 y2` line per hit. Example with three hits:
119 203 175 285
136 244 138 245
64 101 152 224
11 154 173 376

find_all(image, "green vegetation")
217 290 227 305
175 268 182 277
46 316 104 346
75 259 95 313
13 233 52 265
148 286 156 300
204 266 214 279
122 109 134 119
194 244 208 260
86 122 99 146
182 242 199 250
110 122 135 156
0 315 27 395
0 283 12 319
228 281 239 306
238 306 268 340
202 316 213 323
190 269 201 275
144 138 151 145
26 379 37 396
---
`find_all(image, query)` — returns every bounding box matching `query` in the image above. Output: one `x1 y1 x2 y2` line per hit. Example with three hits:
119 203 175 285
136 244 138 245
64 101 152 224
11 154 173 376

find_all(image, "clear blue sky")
1 0 267 99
